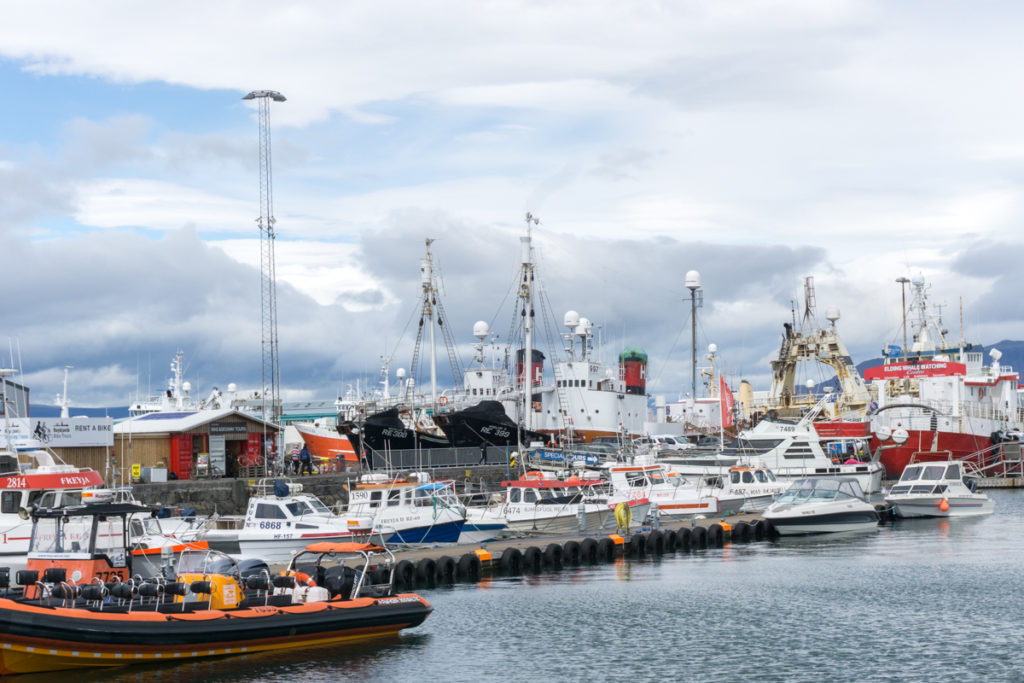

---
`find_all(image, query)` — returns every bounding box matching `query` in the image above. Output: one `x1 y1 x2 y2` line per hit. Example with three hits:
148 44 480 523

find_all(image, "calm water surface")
53 490 1024 682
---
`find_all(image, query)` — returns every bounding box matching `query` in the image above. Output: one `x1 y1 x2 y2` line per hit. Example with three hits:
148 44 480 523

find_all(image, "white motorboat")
690 463 789 512
345 473 466 544
885 459 994 518
203 481 373 563
762 478 880 535
605 463 745 518
469 472 648 536
665 396 884 493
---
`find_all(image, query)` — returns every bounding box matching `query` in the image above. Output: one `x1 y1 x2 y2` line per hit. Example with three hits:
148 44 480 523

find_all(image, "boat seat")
42 568 67 584
237 594 293 609
15 570 38 587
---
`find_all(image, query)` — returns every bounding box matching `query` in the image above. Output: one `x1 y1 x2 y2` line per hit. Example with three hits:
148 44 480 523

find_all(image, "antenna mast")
243 89 287 467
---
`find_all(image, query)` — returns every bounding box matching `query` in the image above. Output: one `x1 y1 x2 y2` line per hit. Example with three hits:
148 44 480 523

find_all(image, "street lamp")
895 276 910 355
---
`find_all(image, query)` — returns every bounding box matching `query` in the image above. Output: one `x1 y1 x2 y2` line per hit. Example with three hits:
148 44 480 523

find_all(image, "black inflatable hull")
0 594 431 674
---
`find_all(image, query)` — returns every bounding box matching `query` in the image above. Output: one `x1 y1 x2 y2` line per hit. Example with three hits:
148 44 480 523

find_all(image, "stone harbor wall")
130 464 511 515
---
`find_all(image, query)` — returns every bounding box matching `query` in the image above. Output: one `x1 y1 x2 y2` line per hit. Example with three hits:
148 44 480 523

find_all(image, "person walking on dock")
299 445 313 475
291 447 301 474
478 440 489 465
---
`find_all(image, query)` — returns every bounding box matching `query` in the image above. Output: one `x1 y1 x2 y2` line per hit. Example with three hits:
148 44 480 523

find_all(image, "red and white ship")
865 276 1022 476
293 421 358 464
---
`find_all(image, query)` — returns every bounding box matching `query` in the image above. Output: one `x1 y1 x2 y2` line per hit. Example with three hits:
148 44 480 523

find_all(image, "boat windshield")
920 465 946 481
31 516 93 554
944 464 961 480
900 465 922 482
306 497 331 514
177 549 239 577
777 478 864 503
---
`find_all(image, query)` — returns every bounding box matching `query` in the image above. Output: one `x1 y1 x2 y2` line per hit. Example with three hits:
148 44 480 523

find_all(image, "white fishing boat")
666 395 884 493
690 463 788 512
345 473 466 545
203 481 373 563
763 478 880 535
885 458 994 518
604 463 745 518
470 472 648 535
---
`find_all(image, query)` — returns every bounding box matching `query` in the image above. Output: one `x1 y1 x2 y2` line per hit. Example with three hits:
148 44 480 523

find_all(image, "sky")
2 0 1024 408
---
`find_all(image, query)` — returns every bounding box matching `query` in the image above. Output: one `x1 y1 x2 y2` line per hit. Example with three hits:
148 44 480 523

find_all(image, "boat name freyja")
59 475 97 486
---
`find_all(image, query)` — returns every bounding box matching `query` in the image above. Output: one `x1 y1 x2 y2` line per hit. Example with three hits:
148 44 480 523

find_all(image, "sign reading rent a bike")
2 418 114 448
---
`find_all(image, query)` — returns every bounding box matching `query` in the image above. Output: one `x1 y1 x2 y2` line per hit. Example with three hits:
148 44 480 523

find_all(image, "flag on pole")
720 374 734 429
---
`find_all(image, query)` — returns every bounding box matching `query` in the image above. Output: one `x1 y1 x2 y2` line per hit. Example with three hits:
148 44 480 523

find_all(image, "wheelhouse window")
730 471 740 484
255 503 287 519
755 470 768 483
742 471 754 483
944 464 961 480
388 490 402 507
0 491 20 514
523 489 538 503
921 465 945 480
900 466 922 482
509 488 522 503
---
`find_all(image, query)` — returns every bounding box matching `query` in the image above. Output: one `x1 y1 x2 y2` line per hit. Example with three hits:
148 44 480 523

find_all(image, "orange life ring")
438 396 449 406
523 471 544 480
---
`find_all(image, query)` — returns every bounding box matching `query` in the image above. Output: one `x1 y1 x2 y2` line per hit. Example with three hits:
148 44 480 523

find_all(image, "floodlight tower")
242 89 286 440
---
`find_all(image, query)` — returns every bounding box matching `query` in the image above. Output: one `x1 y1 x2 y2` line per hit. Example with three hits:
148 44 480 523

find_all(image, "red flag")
720 374 734 429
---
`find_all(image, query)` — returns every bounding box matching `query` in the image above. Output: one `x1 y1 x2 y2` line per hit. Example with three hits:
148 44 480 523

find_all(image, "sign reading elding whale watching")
863 361 966 381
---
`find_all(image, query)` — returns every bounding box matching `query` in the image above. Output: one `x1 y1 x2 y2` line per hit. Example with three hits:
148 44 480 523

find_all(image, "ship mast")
420 239 438 407
521 213 538 431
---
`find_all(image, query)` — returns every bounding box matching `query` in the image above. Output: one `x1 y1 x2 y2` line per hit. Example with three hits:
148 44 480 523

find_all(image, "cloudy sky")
2 0 1023 408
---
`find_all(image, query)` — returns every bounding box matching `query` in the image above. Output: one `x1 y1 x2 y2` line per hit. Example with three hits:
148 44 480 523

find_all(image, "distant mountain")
28 405 131 419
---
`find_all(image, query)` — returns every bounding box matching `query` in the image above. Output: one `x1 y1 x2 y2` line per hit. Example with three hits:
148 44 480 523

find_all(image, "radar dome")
685 270 701 290
473 320 489 339
708 343 718 354
990 348 1003 362
396 368 407 379
805 379 815 390
575 317 591 337
228 383 237 392
563 310 580 329
825 306 840 323
182 381 191 392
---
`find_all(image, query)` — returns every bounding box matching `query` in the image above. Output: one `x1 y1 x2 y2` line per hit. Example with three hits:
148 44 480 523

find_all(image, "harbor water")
72 490 1024 683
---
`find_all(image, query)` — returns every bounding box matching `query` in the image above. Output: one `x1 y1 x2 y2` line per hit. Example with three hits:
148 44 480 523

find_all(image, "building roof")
113 408 279 435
